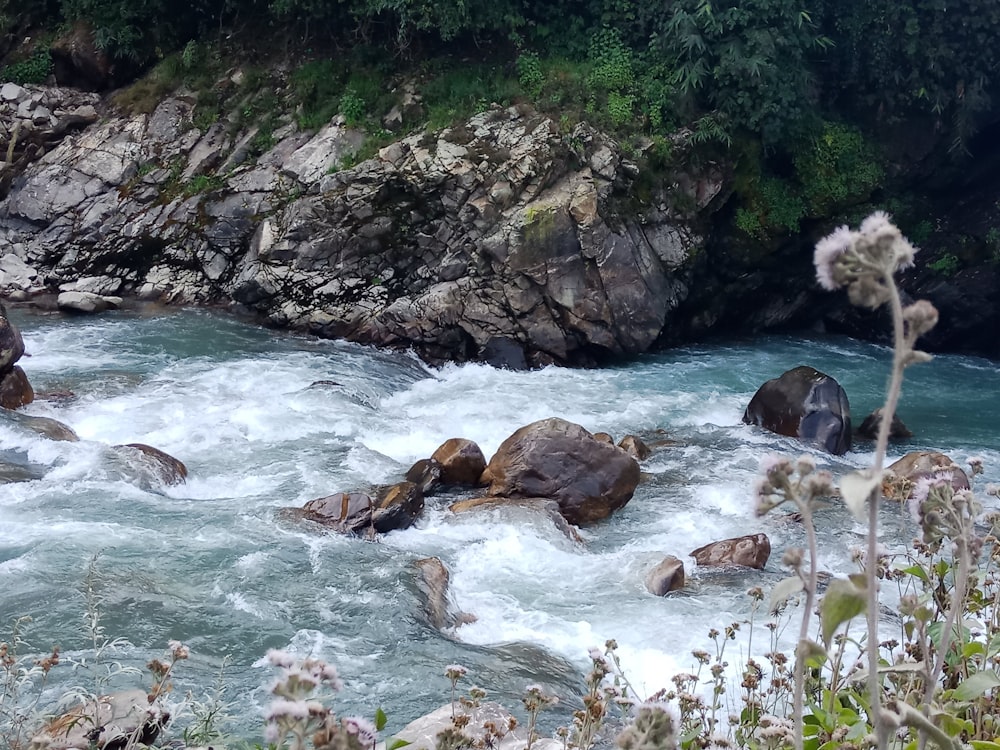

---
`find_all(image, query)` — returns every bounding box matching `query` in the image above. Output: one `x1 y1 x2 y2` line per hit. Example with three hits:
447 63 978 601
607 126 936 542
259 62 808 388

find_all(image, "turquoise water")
1 308 997 740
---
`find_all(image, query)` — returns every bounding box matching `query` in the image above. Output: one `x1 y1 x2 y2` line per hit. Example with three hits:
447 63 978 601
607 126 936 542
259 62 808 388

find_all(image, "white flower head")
814 225 856 290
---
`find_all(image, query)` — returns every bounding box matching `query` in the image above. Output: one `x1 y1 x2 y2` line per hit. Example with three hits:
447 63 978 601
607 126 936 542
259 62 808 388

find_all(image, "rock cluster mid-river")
1 307 998 740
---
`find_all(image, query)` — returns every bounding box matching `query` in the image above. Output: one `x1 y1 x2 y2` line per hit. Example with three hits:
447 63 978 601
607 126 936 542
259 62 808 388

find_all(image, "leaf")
953 670 1000 701
839 470 881 521
798 638 828 669
387 740 412 750
820 577 867 646
375 707 388 732
897 564 929 583
970 742 1000 750
769 576 804 611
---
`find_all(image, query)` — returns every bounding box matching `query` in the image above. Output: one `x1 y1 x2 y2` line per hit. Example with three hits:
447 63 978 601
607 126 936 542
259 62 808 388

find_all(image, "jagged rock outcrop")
0 92 724 365
691 533 770 570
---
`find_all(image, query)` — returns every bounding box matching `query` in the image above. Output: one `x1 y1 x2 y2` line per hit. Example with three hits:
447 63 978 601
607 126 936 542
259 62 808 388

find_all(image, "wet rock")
302 491 375 536
645 555 685 595
413 557 476 630
372 481 425 532
479 336 528 370
857 407 913 440
430 438 487 486
592 432 615 445
691 533 770 569
618 434 651 461
378 701 560 750
4 412 78 441
486 417 640 525
885 451 969 499
32 689 167 749
404 458 443 494
113 443 187 485
0 366 34 409
743 366 851 455
0 312 25 371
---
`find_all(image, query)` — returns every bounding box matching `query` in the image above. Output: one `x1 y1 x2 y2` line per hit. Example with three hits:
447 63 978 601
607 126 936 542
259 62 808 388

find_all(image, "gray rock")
646 555 685 595
57 290 112 313
377 702 560 750
31 689 167 749
0 83 27 102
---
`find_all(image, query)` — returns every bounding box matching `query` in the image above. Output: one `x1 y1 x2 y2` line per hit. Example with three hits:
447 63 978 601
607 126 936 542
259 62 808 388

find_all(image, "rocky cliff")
0 84 727 366
1 82 997 365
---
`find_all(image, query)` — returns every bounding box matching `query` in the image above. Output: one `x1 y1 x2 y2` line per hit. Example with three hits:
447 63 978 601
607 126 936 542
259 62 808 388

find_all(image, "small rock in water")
112 443 188 486
691 533 770 570
645 555 685 595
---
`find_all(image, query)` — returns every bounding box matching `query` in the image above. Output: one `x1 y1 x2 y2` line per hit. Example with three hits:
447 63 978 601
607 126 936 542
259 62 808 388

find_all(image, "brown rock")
592 432 615 445
645 555 685 595
413 557 476 629
405 457 442 494
372 481 424 532
857 408 913 440
743 366 851 455
885 451 969 499
691 534 770 569
115 443 187 485
618 435 651 461
0 314 25 372
486 417 640 525
431 438 487 485
302 491 374 535
0 366 33 409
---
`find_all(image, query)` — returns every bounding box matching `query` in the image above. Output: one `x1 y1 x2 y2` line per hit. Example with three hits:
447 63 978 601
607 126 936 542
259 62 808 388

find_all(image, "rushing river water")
1 306 998 741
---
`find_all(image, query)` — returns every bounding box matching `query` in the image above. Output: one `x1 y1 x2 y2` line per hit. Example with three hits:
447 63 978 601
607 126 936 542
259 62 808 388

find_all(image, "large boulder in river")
0 366 34 409
743 366 851 455
430 438 487 486
691 534 770 569
485 417 640 525
857 407 912 441
885 451 969 499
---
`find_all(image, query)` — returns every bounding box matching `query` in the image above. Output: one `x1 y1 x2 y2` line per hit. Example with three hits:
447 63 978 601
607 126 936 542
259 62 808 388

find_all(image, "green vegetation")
0 46 53 84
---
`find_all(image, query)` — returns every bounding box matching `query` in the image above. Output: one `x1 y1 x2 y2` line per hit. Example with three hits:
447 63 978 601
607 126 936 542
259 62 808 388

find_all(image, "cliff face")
0 87 727 366
1 83 998 364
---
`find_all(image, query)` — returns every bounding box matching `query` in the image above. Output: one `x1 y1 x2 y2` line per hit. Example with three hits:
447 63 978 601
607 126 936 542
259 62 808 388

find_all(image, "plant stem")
793 504 820 750
867 273 907 750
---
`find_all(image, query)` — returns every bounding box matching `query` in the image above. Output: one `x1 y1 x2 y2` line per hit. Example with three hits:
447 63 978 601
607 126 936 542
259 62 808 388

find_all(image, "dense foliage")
2 0 999 247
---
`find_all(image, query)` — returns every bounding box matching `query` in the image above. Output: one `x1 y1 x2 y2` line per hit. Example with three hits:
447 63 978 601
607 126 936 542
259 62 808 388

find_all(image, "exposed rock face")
743 366 852 455
430 438 487 485
0 96 722 366
485 417 640 525
885 451 970 499
0 83 101 201
381 702 561 750
645 555 685 595
691 533 770 569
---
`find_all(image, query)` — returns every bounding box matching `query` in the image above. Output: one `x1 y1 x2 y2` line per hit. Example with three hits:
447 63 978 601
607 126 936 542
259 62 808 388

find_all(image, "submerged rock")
485 417 639 525
412 557 476 630
743 366 851 455
112 443 187 485
301 481 424 536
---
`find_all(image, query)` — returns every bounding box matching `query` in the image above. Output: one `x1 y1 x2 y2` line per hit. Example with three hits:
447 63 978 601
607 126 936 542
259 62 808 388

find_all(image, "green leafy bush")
0 48 53 84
